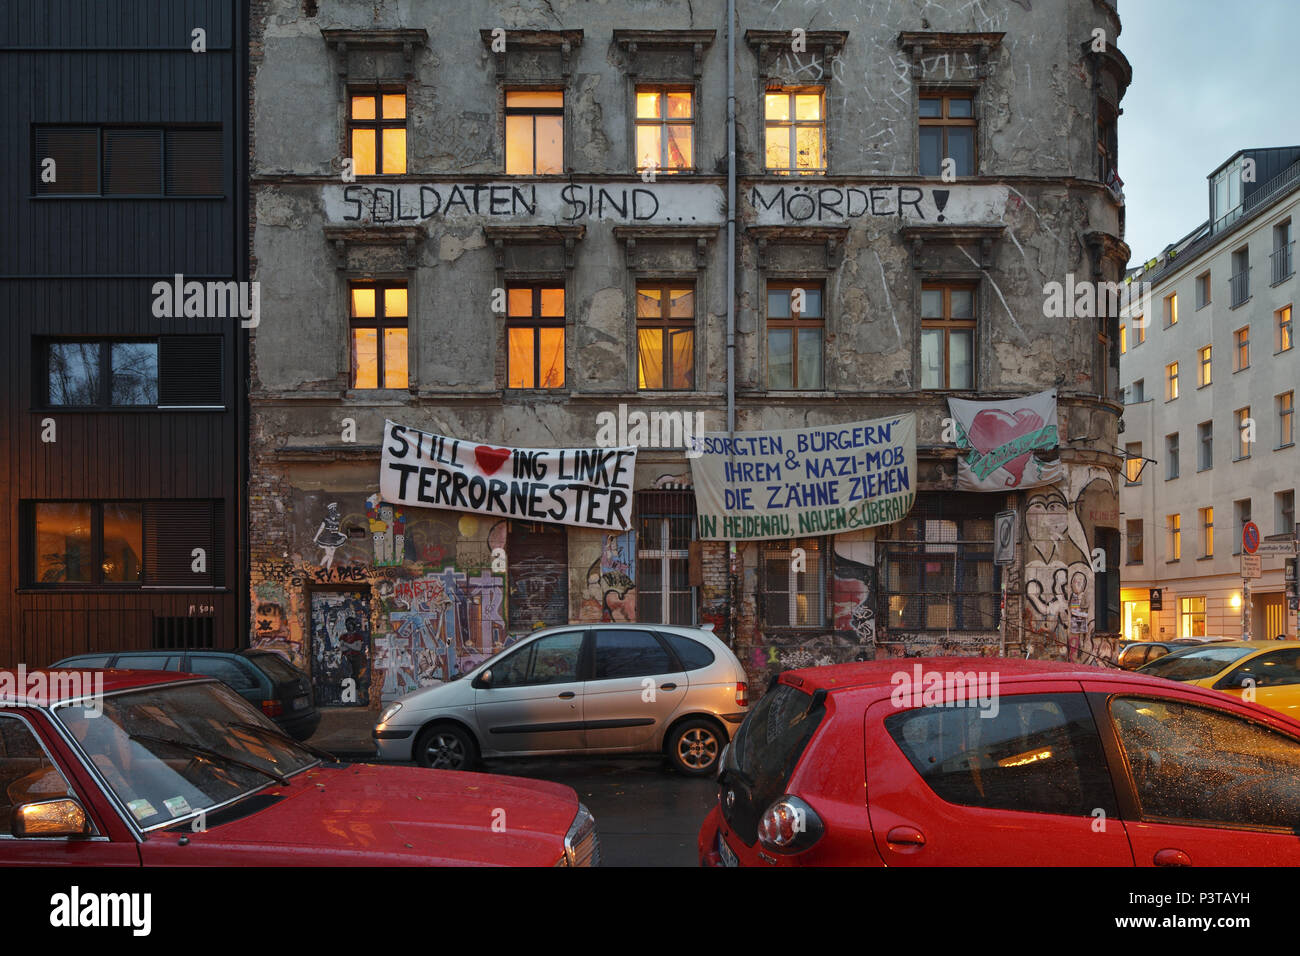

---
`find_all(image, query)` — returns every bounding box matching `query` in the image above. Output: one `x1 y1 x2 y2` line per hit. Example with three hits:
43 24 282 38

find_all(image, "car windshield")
52 680 318 830
1139 646 1255 681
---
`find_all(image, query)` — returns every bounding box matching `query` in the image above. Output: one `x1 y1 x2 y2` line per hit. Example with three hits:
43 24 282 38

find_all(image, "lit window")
1200 507 1214 557
349 282 408 389
1124 442 1143 484
1198 345 1212 387
1167 514 1181 562
636 284 695 389
1235 407 1251 460
1278 305 1294 353
759 538 826 627
1165 361 1178 400
1280 391 1295 447
1119 324 1127 354
764 89 825 175
1235 326 1250 370
1164 292 1178 327
505 90 564 175
1179 596 1205 637
349 90 406 175
507 286 565 389
634 88 693 173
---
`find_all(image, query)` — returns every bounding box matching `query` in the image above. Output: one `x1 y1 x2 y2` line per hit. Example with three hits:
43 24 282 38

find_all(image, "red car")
0 669 598 866
699 657 1300 866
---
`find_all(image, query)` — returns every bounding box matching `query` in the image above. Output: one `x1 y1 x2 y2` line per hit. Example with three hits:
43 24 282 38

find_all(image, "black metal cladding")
0 0 246 667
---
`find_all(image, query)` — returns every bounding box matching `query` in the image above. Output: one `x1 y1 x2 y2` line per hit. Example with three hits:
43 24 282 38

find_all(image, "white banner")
949 389 1063 492
380 421 637 531
688 414 917 541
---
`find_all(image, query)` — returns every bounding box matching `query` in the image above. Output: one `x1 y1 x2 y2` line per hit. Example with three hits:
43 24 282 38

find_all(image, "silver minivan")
373 623 750 775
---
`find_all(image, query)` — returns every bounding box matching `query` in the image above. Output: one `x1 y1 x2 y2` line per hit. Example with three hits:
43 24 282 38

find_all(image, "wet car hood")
152 762 578 866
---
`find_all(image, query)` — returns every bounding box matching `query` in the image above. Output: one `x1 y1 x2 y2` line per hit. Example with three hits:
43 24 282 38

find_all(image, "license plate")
717 833 738 867
293 695 310 710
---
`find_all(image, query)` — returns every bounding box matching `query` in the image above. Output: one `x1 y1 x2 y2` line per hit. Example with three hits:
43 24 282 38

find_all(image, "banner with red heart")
948 389 1063 491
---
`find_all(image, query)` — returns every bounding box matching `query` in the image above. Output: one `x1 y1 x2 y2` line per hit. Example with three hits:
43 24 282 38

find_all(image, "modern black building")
0 0 248 667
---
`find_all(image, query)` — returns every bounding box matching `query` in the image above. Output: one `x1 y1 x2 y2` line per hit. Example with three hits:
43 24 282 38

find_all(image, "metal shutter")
159 336 223 407
144 501 223 587
103 128 162 195
34 127 99 195
165 127 223 196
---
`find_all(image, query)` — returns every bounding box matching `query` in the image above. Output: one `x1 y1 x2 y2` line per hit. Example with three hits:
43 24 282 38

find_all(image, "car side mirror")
12 798 92 838
475 669 493 689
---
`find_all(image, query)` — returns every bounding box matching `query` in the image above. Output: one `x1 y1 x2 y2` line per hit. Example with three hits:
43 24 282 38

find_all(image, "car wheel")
667 719 724 776
414 723 478 771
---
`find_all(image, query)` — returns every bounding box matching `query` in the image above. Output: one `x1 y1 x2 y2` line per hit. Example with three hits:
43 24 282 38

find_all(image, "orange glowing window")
635 87 694 173
349 90 407 175
505 90 564 175
506 285 565 388
349 281 408 389
764 88 825 174
636 284 695 389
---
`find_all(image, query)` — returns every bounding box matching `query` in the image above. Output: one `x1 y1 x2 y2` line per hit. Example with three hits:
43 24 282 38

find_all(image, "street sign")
1149 588 1163 610
994 510 1017 566
1242 554 1262 579
1243 521 1261 554
1254 540 1298 556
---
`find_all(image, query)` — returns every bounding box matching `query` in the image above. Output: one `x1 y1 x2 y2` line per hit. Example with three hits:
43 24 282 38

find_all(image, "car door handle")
558 691 576 699
885 826 926 848
1154 848 1191 867
660 683 677 691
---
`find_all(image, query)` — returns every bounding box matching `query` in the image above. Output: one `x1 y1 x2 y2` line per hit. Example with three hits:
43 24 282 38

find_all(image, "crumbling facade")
249 0 1131 708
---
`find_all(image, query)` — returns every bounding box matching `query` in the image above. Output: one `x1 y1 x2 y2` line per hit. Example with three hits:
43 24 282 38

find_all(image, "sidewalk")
306 707 382 760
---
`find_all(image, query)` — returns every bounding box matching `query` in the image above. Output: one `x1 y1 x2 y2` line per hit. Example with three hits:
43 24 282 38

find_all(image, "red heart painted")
474 445 512 475
967 408 1042 485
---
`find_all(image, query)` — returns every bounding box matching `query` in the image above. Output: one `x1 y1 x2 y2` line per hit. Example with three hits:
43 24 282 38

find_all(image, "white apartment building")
1120 146 1298 642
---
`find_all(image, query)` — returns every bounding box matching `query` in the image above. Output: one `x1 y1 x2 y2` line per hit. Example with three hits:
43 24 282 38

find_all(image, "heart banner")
948 389 1063 492
379 420 637 530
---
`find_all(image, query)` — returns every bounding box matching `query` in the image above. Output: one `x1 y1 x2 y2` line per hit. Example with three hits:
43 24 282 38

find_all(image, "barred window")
759 537 826 628
880 496 999 632
635 490 696 625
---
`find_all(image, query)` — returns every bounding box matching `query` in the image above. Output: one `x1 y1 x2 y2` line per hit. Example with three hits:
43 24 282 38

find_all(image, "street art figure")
313 502 348 570
365 494 407 567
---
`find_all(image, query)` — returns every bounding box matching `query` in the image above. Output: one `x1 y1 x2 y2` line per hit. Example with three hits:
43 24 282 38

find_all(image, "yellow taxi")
1138 640 1300 718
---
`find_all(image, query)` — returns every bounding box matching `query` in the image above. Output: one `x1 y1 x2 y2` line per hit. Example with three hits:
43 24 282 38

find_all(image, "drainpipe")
725 0 738 649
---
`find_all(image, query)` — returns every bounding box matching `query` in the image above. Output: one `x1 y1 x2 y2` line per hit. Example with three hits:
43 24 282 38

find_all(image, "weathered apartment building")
1 0 248 667
248 0 1131 708
1120 146 1299 642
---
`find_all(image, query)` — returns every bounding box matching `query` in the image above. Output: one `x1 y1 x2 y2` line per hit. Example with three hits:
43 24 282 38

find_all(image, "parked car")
374 623 749 776
0 669 598 866
1116 636 1233 671
1137 639 1300 718
52 649 320 741
699 657 1300 866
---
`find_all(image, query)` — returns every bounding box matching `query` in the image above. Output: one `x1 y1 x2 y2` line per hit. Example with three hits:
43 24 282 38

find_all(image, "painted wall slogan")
323 182 1009 227
326 181 725 226
749 183 1009 225
689 414 917 541
948 389 1063 492
381 420 637 531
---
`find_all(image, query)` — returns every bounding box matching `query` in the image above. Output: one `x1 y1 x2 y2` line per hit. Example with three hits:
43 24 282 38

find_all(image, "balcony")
1273 240 1295 285
1230 267 1251 307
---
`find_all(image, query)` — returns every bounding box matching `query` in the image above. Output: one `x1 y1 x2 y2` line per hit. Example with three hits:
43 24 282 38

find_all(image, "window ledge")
1275 347 1295 355
1230 296 1253 310
1197 382 1212 390
1276 442 1296 451
1196 555 1215 562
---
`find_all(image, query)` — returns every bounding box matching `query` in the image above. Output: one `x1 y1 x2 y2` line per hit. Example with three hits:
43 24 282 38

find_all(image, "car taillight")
261 700 283 717
736 682 748 707
757 795 823 855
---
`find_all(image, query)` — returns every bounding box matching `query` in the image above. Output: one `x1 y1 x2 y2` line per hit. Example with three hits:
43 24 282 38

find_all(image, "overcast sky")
1118 0 1300 263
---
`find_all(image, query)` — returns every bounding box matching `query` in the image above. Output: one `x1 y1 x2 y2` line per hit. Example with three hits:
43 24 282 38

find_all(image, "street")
464 756 714 867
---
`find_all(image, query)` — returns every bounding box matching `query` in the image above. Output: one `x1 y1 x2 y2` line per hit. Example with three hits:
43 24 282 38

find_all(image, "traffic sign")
1242 554 1262 579
994 510 1017 566
1242 521 1261 554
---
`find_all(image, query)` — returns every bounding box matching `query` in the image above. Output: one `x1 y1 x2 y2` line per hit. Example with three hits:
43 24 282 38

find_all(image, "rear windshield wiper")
225 720 339 764
128 733 290 786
